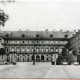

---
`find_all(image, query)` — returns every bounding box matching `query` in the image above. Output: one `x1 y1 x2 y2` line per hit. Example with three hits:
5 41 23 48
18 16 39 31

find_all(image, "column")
44 55 46 61
9 54 12 63
40 55 41 61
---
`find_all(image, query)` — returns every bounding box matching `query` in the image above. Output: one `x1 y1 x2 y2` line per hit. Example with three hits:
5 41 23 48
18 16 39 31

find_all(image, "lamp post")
51 52 55 65
51 52 53 65
33 49 35 65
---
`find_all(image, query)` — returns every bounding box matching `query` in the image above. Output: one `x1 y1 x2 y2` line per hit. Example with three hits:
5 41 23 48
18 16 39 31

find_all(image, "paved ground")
0 62 80 79
45 65 80 79
0 62 51 78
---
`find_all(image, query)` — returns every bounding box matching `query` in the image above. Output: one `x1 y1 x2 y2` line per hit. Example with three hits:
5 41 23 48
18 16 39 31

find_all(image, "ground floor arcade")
0 52 58 63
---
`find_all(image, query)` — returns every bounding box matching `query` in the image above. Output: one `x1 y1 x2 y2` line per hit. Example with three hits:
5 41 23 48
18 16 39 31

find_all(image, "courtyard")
0 62 51 78
0 62 80 79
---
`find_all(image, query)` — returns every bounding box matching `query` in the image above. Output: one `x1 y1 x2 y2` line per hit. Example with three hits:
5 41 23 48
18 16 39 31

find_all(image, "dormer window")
50 34 53 38
64 34 68 38
36 34 39 38
22 34 25 38
6 34 9 37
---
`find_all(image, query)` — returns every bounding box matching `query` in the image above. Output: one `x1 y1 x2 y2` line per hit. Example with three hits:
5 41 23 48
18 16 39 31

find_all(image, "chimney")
45 29 48 32
26 29 29 31
53 29 55 32
19 29 21 31
66 30 69 33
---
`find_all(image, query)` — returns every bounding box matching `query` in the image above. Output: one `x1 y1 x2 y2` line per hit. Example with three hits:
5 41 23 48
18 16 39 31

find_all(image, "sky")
0 0 80 31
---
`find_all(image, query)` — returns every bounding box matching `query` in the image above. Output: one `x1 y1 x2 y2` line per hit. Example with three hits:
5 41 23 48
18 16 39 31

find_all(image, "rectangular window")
29 41 31 44
27 41 29 43
40 41 43 44
12 41 15 44
22 47 25 52
41 41 43 43
32 49 34 52
17 48 20 52
7 40 8 43
37 41 39 43
32 41 34 44
56 41 59 44
42 49 44 52
11 47 15 52
7 48 8 52
60 41 63 44
51 41 53 44
55 48 58 52
36 48 39 52
53 41 56 44
17 41 19 44
22 41 24 43
51 48 54 52
45 41 48 44
16 47 20 52
6 48 9 52
46 48 49 52
27 48 30 52
41 48 44 52
59 48 63 53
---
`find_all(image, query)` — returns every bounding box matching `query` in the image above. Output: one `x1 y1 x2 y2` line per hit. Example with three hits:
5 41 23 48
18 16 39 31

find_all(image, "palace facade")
0 30 74 62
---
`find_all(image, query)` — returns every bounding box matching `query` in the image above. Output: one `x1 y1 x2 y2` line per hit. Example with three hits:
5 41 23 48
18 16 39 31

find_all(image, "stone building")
69 30 80 62
0 30 73 62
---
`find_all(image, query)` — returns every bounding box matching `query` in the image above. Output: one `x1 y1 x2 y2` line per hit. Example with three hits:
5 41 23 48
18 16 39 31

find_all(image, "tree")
62 48 68 56
56 47 73 65
0 48 6 64
56 55 66 63
0 48 5 55
72 48 77 55
0 10 9 27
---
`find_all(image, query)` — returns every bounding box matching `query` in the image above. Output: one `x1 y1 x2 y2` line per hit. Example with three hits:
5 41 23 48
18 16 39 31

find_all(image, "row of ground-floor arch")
0 53 58 62
16 54 52 62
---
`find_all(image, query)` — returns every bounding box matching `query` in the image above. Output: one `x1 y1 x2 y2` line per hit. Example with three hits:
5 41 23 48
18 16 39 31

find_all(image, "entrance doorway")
36 55 40 62
41 55 44 62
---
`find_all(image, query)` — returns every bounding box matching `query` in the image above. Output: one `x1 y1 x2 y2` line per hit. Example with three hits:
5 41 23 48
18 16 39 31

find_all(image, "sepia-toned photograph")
0 0 80 79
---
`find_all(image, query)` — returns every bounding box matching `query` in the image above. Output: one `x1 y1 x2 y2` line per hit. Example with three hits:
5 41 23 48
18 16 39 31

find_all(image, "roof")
0 31 74 40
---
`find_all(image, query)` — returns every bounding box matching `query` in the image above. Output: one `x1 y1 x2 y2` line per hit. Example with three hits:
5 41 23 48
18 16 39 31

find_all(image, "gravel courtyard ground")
0 62 51 78
0 62 80 79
